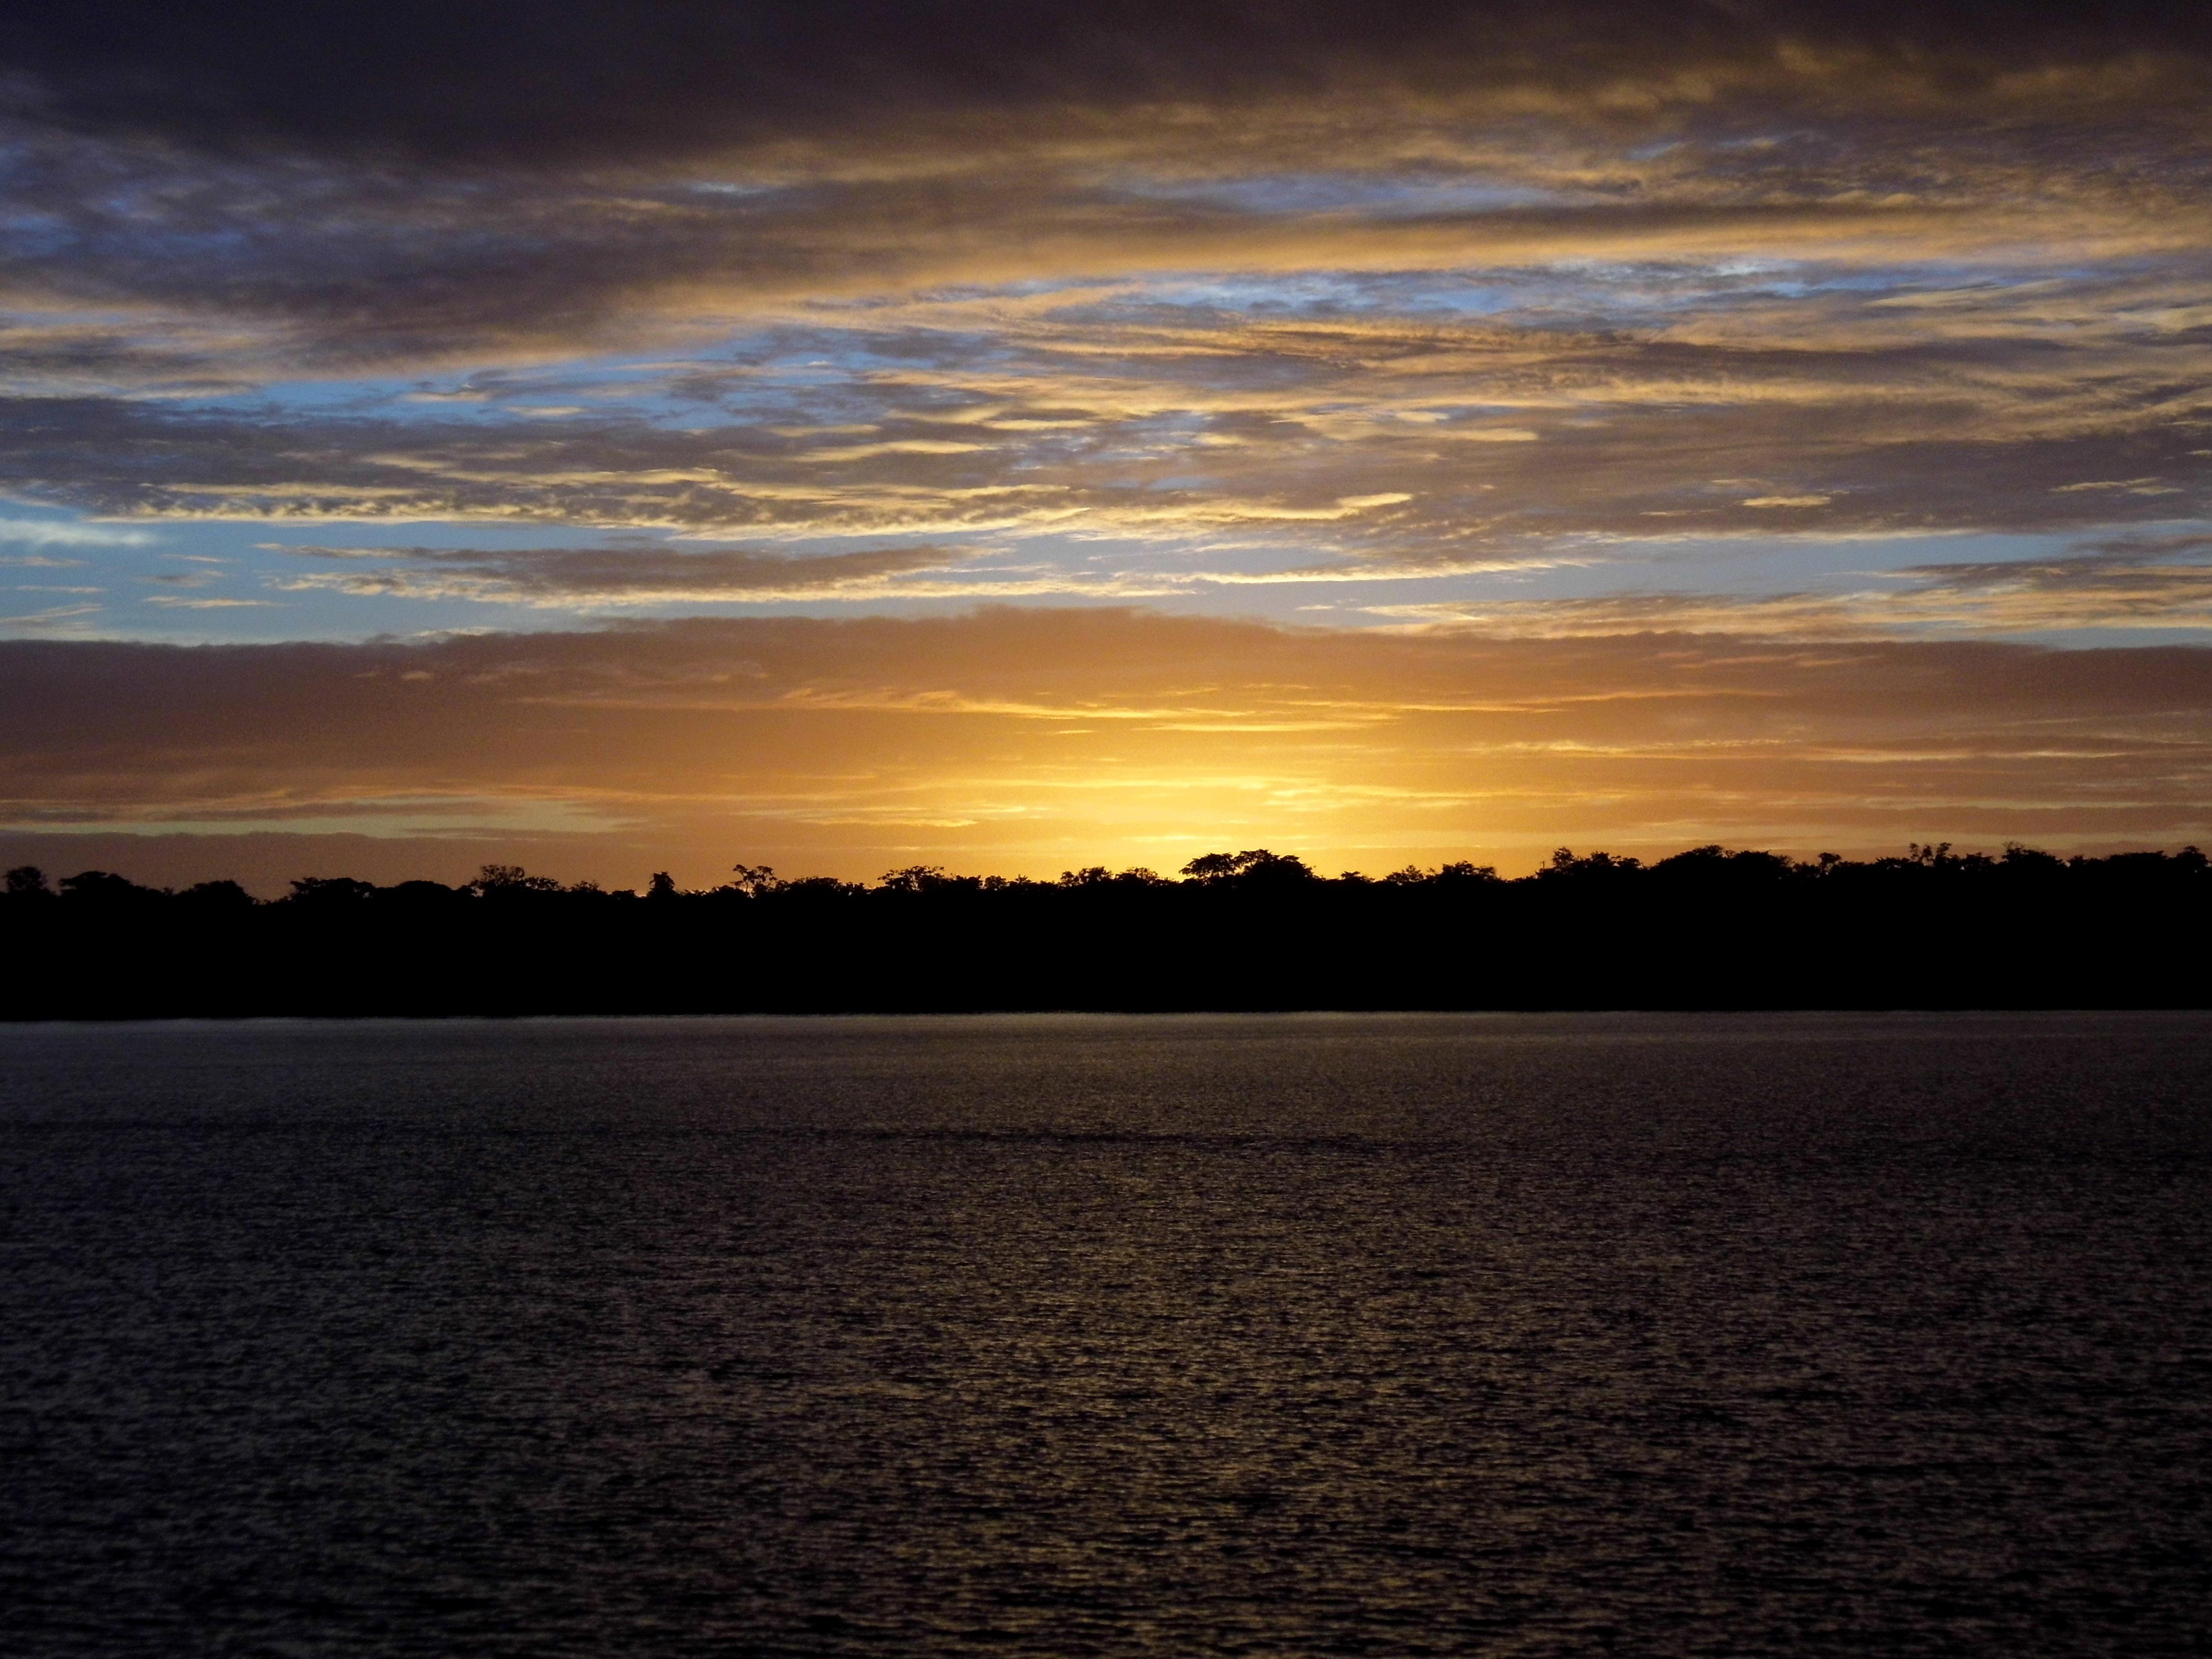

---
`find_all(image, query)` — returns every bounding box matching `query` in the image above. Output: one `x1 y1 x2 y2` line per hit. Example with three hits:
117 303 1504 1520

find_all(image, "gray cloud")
12 4 2204 167
0 12 2206 372
1 301 2205 567
0 1 2204 649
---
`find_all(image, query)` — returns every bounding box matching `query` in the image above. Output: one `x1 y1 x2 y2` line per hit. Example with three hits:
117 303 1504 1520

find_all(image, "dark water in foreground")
3 1013 2210 1657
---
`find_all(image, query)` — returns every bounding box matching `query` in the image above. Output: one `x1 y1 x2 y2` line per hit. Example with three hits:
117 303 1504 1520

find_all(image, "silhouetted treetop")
4 842 2208 1016
57 870 162 905
474 864 565 898
1179 849 1317 886
290 876 378 905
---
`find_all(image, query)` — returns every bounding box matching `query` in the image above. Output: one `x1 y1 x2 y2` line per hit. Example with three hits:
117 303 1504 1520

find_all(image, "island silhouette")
2 843 2201 1017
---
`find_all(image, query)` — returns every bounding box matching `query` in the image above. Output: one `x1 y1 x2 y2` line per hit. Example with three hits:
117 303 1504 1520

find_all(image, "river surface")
3 1012 2210 1656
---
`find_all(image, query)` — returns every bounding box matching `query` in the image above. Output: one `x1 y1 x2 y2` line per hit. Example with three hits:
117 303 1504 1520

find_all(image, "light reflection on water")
4 1012 2209 1656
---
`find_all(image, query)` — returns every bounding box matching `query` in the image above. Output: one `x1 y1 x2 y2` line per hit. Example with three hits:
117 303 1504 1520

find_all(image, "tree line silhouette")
2 842 2204 1016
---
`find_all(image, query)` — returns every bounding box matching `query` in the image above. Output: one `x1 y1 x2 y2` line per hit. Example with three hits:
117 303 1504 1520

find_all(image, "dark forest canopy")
3 842 2205 1016
12 840 2204 904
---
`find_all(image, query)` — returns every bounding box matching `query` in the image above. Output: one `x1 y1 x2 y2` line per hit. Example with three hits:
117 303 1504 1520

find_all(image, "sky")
2 1 2210 889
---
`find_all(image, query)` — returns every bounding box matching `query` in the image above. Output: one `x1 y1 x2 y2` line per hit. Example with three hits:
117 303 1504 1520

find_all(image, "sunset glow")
4 4 2210 885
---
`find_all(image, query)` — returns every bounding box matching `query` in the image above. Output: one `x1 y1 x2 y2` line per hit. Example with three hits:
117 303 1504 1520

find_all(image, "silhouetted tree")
1180 852 1241 881
1431 861 1499 887
1180 849 1315 885
5 841 2210 1017
473 864 563 895
384 879 464 905
178 880 254 909
60 870 161 902
289 876 377 904
880 865 968 893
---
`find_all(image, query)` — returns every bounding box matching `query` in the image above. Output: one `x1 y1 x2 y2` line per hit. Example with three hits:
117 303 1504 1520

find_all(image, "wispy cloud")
0 602 101 629
1373 534 2212 638
0 517 154 547
270 542 966 606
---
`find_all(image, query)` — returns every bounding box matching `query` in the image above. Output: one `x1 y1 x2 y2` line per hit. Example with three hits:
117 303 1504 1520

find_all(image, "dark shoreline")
7 844 2206 1019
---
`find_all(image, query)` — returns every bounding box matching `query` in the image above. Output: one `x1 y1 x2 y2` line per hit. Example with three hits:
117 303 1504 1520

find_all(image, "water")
3 1012 2210 1657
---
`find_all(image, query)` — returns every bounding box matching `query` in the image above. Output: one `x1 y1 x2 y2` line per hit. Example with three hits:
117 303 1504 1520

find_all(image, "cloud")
1 291 2207 565
0 1 2201 608
8 3 2209 168
0 602 101 628
0 1 2201 377
1371 535 2212 638
0 0 2208 888
5 609 2212 888
0 517 153 547
270 542 966 606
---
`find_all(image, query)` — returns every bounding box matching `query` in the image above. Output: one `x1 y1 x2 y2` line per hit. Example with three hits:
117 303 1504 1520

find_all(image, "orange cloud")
5 608 2211 891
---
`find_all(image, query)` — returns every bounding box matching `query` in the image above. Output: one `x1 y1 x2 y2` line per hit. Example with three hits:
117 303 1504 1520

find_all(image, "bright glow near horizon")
3 5 2211 885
